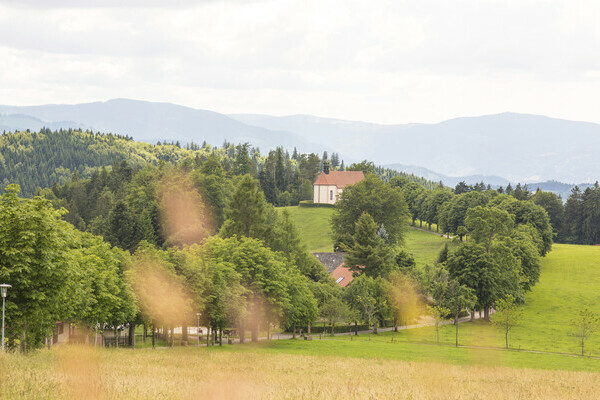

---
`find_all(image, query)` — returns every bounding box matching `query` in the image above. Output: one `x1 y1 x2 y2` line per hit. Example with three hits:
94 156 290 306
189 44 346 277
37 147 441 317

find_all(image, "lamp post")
196 313 201 346
1 284 11 353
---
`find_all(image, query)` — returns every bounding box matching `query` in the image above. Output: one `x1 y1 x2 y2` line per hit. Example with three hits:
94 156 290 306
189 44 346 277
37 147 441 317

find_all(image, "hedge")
299 200 335 208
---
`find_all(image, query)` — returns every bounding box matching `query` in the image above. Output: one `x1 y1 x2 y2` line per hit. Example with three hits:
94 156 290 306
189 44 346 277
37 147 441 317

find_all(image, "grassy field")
279 206 334 252
323 243 600 357
278 206 452 265
1 345 599 399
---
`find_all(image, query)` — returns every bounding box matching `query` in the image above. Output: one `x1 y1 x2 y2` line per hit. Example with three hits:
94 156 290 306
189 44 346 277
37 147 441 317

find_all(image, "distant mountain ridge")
1 98 600 184
0 99 325 154
384 164 594 199
231 112 600 184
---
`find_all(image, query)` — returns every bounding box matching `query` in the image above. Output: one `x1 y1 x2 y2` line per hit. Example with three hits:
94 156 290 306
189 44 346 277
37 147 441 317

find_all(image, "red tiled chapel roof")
313 171 365 188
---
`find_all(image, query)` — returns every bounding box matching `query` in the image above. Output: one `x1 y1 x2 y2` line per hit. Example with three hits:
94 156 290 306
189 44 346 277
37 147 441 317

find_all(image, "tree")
465 206 514 252
491 295 523 349
444 280 476 347
320 294 350 336
0 185 76 351
204 236 298 342
446 242 505 320
385 272 420 331
563 186 584 243
347 160 376 174
332 175 410 249
344 275 385 334
454 181 471 194
438 191 490 237
106 200 137 250
220 175 269 241
572 307 600 356
427 305 449 344
232 143 254 176
490 195 553 255
422 188 454 232
344 212 395 277
532 190 564 240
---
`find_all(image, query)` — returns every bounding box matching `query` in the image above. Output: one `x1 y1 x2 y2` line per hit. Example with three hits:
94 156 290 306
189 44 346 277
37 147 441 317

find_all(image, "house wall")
313 184 339 204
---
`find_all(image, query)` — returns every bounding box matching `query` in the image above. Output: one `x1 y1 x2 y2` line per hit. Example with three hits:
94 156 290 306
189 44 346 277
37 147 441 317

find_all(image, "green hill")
279 206 453 265
0 129 193 196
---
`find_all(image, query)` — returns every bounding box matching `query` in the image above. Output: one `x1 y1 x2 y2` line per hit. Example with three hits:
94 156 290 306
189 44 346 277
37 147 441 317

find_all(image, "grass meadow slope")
279 206 452 266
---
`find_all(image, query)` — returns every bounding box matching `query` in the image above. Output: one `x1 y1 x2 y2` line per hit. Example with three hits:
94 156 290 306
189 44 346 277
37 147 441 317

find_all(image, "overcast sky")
0 0 598 124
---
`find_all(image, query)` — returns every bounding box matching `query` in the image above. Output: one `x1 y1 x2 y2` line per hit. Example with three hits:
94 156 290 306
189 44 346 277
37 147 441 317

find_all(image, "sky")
0 0 599 124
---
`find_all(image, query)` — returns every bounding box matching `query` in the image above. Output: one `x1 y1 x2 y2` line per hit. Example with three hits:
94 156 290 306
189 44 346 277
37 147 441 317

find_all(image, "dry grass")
1 346 599 399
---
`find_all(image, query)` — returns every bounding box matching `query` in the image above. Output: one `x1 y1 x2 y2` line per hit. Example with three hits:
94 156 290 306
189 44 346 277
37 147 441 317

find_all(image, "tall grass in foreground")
1 346 599 399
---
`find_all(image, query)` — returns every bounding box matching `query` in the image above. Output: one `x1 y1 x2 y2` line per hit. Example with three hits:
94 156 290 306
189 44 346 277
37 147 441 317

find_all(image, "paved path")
193 310 494 344
410 225 454 239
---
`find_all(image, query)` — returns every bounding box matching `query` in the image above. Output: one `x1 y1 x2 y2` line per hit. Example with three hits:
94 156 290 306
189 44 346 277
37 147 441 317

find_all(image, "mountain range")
1 98 599 186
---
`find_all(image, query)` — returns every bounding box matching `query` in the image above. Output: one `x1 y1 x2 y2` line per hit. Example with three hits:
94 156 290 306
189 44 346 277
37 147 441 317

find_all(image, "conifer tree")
220 175 268 241
345 212 394 277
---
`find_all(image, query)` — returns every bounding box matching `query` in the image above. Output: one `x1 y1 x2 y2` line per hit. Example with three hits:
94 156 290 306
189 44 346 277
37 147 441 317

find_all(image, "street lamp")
196 313 202 346
1 284 11 353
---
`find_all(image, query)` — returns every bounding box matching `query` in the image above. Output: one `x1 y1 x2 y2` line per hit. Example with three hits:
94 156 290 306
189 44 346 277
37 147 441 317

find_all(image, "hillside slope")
0 129 192 196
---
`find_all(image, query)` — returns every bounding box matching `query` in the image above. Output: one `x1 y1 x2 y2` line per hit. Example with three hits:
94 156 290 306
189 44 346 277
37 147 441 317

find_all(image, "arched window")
330 190 333 201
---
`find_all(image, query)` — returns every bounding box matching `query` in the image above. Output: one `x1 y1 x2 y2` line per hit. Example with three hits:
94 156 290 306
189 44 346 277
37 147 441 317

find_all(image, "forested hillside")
0 128 437 198
0 128 192 196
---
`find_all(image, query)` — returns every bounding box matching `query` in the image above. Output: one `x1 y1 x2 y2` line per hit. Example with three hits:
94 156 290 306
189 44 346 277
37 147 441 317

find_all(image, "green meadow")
277 205 600 368
321 244 600 357
279 206 453 266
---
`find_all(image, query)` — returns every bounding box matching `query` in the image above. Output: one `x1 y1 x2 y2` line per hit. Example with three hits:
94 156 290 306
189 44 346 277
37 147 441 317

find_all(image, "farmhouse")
313 163 364 205
312 252 356 287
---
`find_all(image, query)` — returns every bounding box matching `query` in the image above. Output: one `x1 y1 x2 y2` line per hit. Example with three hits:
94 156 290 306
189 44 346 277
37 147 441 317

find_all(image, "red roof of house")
314 171 365 188
330 264 355 287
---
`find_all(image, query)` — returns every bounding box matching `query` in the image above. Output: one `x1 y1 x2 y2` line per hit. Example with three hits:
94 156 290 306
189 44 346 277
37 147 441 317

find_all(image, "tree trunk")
143 323 147 343
219 328 222 347
251 320 259 342
211 327 215 346
307 322 311 335
484 308 490 321
505 331 509 349
239 320 245 344
129 323 136 347
152 326 156 349
393 317 398 332
114 327 119 348
436 225 439 232
292 326 296 339
169 326 174 347
419 220 423 227
373 321 378 334
331 322 335 336
354 321 358 336
455 314 459 347
470 309 475 322
182 323 188 345
206 326 211 347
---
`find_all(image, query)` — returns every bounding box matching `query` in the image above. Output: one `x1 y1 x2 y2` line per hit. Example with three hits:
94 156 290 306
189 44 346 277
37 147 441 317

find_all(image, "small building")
330 264 354 287
313 163 364 204
312 252 357 287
